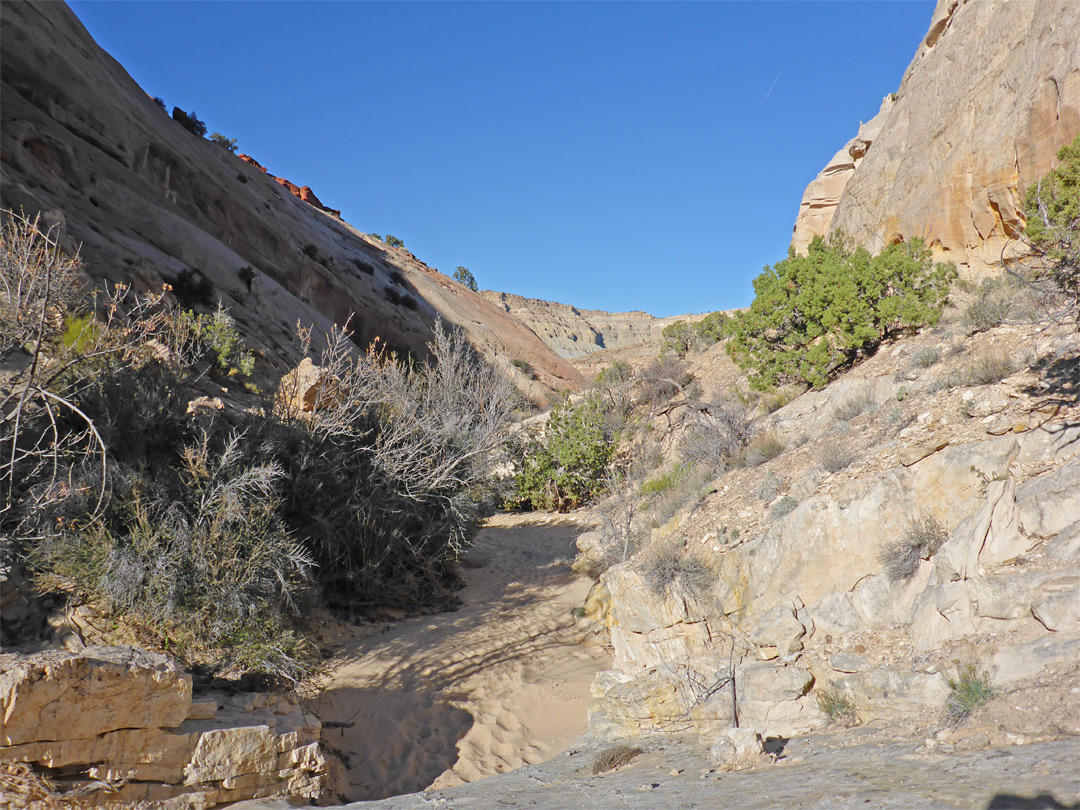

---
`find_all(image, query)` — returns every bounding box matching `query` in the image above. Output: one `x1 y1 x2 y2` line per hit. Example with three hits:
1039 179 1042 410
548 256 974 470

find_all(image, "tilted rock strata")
0 2 581 405
481 291 698 360
1 647 326 807
793 0 1080 279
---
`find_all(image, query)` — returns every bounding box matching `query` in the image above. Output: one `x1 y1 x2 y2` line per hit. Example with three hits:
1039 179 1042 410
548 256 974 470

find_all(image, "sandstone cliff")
481 291 697 360
0 2 582 405
792 0 1080 278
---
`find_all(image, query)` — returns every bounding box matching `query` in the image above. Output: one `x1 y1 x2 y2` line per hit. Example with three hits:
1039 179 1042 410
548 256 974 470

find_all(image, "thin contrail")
765 69 783 99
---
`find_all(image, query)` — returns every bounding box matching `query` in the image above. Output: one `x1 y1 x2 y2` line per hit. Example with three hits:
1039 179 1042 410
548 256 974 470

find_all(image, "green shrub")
642 463 712 528
879 510 947 582
453 266 478 291
507 393 616 512
640 540 713 599
153 96 167 112
694 311 733 344
1020 134 1079 318
816 686 858 726
60 314 106 355
384 235 405 248
660 320 695 358
945 661 995 725
209 132 238 153
172 107 207 138
179 304 255 378
511 358 534 378
727 235 955 389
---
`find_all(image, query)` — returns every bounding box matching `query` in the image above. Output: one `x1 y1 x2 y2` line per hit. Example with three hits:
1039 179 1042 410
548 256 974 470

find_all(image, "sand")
309 513 611 802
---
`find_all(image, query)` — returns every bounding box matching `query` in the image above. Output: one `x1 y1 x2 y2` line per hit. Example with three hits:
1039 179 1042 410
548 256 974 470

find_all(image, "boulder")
0 646 191 746
707 727 764 770
274 357 341 416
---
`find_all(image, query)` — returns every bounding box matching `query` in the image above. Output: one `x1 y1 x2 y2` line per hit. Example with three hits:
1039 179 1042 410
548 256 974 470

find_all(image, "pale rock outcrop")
1 647 191 746
592 417 1080 741
790 96 894 255
481 291 700 360
793 0 1080 279
0 648 326 807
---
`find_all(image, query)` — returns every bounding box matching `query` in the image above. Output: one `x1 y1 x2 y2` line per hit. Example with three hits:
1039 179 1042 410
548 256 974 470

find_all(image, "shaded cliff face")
793 0 1080 279
480 291 697 360
0 2 581 404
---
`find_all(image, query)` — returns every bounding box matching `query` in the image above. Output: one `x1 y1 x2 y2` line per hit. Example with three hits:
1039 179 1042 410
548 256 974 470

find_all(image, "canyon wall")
792 0 1080 279
0 2 582 404
481 291 697 360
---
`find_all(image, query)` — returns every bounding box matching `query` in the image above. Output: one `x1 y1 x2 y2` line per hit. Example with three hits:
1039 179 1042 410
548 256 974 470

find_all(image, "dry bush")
879 510 948 582
834 388 877 421
590 468 645 578
638 354 692 404
742 430 785 467
910 346 942 370
640 540 713 599
967 349 1018 386
819 444 857 474
678 395 753 472
769 495 799 520
268 321 517 610
590 744 643 775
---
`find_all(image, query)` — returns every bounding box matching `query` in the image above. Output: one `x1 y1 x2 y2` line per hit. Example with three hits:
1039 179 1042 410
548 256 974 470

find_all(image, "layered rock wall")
793 0 1080 279
481 291 696 359
1 647 326 808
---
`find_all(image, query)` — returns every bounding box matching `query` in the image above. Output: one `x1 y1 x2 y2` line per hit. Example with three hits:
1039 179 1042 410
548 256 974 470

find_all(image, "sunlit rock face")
793 0 1080 280
481 291 696 360
0 2 582 405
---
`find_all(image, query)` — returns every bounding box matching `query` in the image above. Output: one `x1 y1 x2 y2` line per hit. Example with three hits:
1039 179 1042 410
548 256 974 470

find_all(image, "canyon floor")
298 514 1080 810
308 513 612 803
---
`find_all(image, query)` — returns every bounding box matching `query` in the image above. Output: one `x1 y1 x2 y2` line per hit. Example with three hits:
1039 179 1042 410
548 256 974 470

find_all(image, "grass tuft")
591 744 644 775
879 510 948 582
816 686 858 726
945 661 995 725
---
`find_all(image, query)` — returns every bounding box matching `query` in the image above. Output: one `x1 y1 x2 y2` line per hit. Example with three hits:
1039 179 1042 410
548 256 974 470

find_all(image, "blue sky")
68 1 935 317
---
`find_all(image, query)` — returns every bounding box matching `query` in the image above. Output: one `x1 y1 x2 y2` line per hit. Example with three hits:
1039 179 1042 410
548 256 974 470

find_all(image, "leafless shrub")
638 355 692 404
879 510 948 582
591 468 645 578
590 744 643 775
1 210 182 525
678 395 753 472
